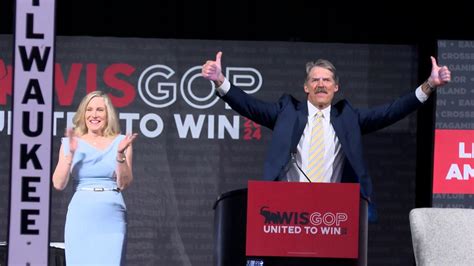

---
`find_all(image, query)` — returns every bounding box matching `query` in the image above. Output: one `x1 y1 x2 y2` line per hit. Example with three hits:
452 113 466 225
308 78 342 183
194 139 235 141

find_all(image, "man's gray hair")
305 59 339 85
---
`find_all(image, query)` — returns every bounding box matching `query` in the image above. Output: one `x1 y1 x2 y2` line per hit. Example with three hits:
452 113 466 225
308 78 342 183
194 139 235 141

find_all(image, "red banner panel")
433 129 474 194
246 181 360 258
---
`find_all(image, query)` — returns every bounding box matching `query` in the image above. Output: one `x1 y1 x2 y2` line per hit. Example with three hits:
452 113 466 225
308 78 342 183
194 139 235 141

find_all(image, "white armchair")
409 208 474 266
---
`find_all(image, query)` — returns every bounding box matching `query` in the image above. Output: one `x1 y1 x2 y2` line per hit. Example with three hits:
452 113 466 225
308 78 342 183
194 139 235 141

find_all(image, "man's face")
304 66 339 109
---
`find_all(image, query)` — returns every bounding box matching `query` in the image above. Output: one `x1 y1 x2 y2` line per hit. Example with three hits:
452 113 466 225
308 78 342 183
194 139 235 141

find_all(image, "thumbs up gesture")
202 51 225 86
428 56 451 87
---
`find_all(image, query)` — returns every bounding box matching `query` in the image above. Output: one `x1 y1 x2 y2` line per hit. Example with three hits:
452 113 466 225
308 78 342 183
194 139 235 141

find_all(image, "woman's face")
85 96 107 134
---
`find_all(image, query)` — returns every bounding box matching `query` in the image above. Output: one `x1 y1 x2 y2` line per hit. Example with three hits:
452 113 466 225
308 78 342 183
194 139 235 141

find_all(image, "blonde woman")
53 91 138 265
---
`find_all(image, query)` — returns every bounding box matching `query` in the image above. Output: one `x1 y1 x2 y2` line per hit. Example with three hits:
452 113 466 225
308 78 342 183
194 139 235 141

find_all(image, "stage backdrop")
0 35 419 265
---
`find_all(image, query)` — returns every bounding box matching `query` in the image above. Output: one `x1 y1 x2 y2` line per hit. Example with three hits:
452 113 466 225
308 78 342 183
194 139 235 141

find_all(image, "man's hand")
202 51 225 87
428 56 451 87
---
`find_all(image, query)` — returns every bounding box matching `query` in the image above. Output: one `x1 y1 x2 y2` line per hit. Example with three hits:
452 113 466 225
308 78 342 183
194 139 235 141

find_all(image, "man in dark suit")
202 51 451 221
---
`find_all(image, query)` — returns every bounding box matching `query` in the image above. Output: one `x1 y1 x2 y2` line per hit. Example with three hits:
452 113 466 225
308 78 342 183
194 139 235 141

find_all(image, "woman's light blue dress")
63 134 127 266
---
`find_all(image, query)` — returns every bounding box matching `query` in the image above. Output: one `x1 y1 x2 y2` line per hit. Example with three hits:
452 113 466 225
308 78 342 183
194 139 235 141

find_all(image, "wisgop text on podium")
258 206 350 236
0 63 264 140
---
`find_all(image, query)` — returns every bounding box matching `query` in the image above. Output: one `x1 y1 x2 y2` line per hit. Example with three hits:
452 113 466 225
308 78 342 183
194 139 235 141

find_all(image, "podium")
213 181 368 266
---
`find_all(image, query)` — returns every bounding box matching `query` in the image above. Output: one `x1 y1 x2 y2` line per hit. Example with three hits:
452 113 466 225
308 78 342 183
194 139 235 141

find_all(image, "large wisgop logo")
0 62 263 139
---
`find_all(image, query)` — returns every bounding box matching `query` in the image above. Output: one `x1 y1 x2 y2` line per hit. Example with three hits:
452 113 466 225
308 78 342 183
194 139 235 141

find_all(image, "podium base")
246 259 264 266
249 257 356 266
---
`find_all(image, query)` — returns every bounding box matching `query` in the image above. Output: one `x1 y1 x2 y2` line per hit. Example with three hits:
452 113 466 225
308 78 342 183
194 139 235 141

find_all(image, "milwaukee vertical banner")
8 0 55 264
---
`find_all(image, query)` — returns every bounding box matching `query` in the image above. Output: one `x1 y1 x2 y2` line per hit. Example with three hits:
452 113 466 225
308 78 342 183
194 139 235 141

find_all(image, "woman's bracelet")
117 152 126 163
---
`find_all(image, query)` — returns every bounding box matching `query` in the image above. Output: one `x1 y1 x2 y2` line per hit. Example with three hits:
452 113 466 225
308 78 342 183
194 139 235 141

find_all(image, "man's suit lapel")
331 105 355 183
330 106 344 139
290 101 308 152
330 105 351 156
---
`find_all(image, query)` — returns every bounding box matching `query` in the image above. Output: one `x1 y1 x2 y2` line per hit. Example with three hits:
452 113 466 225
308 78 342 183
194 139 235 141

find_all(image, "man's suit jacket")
221 84 423 220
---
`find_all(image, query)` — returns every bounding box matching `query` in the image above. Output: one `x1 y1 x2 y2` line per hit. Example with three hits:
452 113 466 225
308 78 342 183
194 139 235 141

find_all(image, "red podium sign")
246 181 360 258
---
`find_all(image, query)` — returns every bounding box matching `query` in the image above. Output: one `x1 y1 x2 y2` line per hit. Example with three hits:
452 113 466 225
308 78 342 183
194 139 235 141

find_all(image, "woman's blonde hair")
72 91 120 137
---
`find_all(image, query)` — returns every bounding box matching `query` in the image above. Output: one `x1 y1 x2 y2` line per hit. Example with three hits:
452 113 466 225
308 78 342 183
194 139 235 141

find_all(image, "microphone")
290 152 311 183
